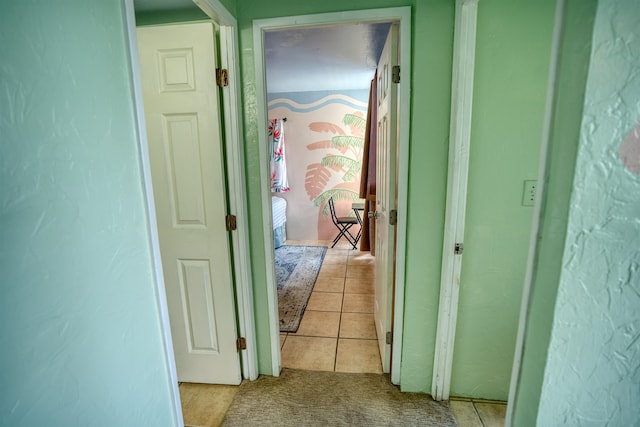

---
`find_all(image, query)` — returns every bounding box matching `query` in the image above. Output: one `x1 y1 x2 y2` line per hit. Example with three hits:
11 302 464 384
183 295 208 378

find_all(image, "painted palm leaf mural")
305 112 365 217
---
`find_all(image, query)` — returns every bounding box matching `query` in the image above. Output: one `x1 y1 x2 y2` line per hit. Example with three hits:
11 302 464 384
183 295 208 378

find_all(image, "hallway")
179 241 508 426
280 242 382 373
180 382 507 426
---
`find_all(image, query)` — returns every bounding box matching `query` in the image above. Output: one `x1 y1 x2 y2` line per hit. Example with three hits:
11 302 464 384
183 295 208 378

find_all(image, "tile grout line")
472 401 486 427
332 255 346 372
285 244 377 373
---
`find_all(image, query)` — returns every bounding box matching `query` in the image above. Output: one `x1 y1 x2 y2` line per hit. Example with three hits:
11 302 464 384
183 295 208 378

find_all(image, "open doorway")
265 22 390 374
254 8 411 384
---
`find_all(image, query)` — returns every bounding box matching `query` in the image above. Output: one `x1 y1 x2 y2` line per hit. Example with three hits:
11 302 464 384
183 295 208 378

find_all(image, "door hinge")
226 214 237 231
386 331 393 345
236 337 247 351
216 68 229 87
389 209 398 226
392 65 400 84
454 243 464 255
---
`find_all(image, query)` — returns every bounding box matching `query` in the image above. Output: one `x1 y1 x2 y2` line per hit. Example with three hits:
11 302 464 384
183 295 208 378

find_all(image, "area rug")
276 245 327 332
221 369 458 426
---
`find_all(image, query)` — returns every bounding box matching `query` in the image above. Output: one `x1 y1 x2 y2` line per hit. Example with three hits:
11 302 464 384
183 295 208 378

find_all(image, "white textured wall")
537 0 640 424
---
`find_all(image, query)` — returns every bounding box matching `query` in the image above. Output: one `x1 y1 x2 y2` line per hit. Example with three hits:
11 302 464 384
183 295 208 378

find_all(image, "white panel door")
374 24 399 373
137 23 241 384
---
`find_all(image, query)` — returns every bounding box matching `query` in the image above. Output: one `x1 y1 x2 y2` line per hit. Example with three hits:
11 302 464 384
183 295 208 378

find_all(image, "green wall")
0 1 176 426
236 0 559 397
133 0 560 398
510 0 598 424
450 0 556 400
235 0 456 387
400 0 456 392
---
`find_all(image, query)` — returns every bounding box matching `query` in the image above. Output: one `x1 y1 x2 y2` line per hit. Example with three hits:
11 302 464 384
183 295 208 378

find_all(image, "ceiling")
265 23 391 93
133 1 391 93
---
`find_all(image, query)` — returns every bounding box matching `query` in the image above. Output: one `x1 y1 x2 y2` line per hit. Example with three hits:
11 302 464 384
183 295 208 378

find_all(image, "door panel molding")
138 21 240 384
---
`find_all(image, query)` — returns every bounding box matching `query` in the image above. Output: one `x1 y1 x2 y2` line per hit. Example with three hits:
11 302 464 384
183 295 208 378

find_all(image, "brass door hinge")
392 65 400 84
226 214 237 231
386 331 393 345
216 68 229 87
236 337 247 351
389 209 398 226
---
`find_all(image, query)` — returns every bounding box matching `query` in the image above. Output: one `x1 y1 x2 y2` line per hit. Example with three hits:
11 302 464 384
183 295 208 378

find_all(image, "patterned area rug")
275 245 327 332
221 369 458 426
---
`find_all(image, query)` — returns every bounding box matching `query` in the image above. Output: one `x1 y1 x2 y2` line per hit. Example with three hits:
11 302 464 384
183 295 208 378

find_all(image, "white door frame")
252 7 411 383
431 0 479 401
123 0 258 422
194 0 259 383
122 1 182 424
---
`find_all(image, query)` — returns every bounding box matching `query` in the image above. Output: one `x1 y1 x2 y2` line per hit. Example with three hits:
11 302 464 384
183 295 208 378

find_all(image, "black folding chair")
328 197 360 249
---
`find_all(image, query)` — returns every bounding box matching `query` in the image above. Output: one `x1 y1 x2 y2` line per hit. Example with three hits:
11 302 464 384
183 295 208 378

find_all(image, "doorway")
253 7 411 384
265 21 388 375
125 0 257 422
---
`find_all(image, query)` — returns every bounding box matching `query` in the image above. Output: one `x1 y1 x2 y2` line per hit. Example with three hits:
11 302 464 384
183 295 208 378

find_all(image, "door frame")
194 0 259 382
123 0 257 422
431 0 479 401
252 7 411 384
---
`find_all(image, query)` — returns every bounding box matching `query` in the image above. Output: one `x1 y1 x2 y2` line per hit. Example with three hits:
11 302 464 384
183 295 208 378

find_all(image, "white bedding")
272 196 287 229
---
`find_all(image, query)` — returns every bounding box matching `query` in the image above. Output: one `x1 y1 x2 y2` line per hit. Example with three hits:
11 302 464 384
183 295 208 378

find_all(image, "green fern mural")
305 112 366 215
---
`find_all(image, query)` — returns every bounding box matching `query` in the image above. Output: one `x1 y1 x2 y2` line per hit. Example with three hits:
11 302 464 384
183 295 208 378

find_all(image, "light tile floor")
179 382 237 427
450 398 508 427
280 241 383 374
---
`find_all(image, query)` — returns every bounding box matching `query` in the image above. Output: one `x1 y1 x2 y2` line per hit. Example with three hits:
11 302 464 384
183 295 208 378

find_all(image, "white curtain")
269 118 290 192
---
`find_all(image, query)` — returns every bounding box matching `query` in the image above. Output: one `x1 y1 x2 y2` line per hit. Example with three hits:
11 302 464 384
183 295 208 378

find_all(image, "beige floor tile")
294 310 340 337
344 277 374 294
348 252 375 266
335 339 382 373
306 292 343 312
313 277 345 293
474 402 507 427
325 247 350 255
450 400 483 427
339 312 377 339
322 254 348 265
179 383 238 427
317 263 347 279
342 293 374 313
332 241 357 250
281 335 337 372
346 264 375 279
280 333 287 349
